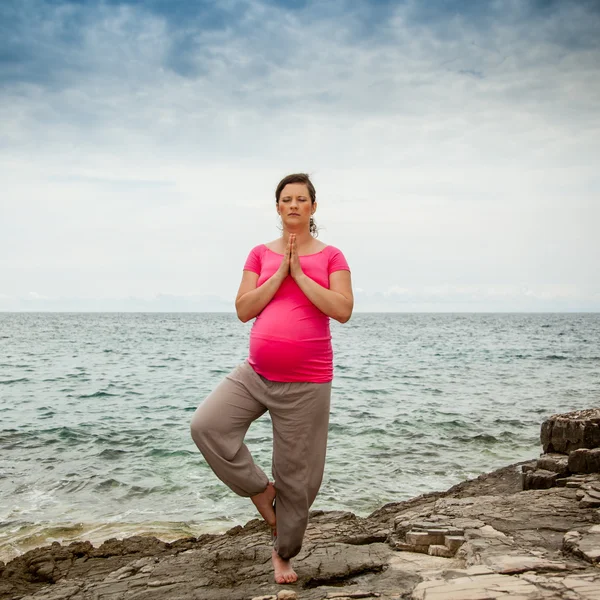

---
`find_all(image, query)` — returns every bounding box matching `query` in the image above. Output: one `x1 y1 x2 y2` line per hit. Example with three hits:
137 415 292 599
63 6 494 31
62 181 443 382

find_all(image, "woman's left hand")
289 234 305 281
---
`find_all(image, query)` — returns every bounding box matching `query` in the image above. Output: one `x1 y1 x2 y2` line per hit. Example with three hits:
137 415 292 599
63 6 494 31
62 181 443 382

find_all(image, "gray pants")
190 360 332 559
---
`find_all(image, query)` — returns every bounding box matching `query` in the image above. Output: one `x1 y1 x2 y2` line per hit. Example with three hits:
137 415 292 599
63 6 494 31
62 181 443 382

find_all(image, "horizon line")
1 310 598 315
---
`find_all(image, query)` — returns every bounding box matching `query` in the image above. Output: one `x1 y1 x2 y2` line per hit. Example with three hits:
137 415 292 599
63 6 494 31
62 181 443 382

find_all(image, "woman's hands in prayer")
274 234 304 283
274 236 292 282
289 234 305 282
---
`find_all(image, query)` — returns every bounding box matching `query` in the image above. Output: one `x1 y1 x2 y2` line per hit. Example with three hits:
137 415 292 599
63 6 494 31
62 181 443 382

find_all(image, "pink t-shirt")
243 244 350 383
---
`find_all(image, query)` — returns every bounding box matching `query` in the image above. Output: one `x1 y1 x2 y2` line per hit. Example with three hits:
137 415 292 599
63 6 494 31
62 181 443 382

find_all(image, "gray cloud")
1 0 599 311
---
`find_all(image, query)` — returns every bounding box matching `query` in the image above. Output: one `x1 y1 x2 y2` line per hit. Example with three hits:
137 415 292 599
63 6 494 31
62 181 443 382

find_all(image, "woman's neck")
282 229 313 247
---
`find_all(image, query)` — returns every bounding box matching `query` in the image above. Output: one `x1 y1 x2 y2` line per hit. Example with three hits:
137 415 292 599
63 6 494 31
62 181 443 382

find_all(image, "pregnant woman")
190 172 353 584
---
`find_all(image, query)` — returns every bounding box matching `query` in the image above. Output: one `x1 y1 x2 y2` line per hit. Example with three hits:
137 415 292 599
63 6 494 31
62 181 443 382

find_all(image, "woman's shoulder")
321 244 350 271
313 240 329 253
263 239 283 254
320 242 344 255
248 243 269 255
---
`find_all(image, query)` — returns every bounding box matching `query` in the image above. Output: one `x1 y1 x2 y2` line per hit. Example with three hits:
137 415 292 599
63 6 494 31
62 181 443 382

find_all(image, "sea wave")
78 391 118 398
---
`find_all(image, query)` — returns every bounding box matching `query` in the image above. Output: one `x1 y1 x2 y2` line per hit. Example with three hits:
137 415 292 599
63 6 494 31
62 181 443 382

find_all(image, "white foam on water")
0 520 227 563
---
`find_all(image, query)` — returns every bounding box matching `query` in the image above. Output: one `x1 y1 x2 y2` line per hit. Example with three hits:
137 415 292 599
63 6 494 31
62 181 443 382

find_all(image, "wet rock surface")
4 462 600 600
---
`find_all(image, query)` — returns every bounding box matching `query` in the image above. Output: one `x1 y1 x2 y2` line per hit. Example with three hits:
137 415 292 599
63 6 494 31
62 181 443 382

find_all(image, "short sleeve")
243 245 263 274
327 246 350 274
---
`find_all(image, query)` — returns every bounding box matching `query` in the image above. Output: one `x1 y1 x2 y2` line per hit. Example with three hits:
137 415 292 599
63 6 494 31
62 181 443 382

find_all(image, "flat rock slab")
564 529 600 563
325 592 381 599
580 494 600 508
412 572 540 599
432 487 593 541
537 453 570 475
581 487 600 500
483 554 569 574
560 573 600 599
413 571 600 600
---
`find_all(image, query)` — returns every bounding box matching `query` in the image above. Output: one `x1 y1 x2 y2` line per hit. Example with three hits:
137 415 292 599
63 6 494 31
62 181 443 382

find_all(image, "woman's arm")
235 270 285 323
294 270 354 323
235 239 292 322
289 235 353 323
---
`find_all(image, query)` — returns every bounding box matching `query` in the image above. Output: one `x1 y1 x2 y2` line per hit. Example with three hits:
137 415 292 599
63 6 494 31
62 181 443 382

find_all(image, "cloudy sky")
1 0 599 312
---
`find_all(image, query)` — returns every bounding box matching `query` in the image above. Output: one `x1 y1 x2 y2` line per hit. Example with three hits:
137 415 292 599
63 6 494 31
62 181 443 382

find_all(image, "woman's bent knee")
190 406 213 448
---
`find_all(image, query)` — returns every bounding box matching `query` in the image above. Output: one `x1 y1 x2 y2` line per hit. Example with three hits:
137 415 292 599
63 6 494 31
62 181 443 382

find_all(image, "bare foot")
272 549 298 584
250 482 276 528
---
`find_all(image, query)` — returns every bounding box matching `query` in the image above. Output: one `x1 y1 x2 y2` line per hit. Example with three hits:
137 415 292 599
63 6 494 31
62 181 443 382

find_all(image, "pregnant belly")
248 334 333 383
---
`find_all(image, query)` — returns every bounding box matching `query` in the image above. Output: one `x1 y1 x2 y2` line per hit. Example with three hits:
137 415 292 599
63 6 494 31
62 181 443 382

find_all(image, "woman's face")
277 183 315 228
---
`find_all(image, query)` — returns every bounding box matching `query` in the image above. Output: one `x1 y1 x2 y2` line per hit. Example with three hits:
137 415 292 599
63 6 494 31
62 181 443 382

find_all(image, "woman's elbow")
236 304 257 323
334 306 353 323
235 301 250 323
236 310 252 323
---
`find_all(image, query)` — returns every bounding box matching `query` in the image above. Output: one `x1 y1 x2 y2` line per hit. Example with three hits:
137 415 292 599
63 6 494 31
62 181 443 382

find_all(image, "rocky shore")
3 409 600 600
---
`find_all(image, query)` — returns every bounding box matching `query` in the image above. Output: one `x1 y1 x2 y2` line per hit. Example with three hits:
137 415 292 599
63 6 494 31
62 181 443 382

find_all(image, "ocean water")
1 312 599 561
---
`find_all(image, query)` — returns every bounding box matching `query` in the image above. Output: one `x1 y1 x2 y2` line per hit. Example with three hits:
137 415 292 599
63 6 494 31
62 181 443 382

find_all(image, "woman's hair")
275 173 318 236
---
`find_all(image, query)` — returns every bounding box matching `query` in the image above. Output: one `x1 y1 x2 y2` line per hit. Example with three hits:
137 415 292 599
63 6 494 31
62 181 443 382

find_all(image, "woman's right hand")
274 236 291 282
236 237 292 322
